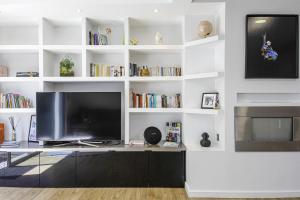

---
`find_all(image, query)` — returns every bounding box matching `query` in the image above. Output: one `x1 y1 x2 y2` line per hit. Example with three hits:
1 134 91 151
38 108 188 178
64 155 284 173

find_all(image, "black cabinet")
39 151 76 187
149 151 185 187
0 149 185 188
76 151 114 187
112 152 148 187
0 152 40 187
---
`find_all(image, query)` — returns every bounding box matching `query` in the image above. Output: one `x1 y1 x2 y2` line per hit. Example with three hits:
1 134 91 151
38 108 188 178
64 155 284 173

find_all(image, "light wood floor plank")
0 188 299 200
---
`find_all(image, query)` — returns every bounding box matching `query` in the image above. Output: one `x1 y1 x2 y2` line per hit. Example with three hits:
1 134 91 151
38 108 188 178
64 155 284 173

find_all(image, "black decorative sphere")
144 126 162 145
200 132 211 147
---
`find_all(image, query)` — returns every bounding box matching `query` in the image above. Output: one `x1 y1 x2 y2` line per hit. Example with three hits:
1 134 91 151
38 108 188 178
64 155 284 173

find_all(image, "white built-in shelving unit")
0 8 225 151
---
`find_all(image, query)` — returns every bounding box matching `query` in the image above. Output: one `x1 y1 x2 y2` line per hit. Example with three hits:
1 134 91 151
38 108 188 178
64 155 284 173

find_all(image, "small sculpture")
130 38 139 45
198 21 213 38
105 27 112 45
155 32 163 45
200 132 211 147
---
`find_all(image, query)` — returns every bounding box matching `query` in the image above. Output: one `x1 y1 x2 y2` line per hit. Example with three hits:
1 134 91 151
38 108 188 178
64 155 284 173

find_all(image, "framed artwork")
28 115 37 142
246 15 299 78
201 93 219 109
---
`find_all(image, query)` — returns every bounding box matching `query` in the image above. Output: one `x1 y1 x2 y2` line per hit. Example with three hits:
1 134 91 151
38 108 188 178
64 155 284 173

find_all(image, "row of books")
131 92 181 108
129 63 181 77
0 93 33 108
165 122 182 143
88 31 108 45
90 63 125 77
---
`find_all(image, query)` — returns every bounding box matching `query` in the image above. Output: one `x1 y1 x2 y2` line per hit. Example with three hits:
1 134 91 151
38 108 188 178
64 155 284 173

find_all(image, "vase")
11 129 16 141
198 21 213 38
200 132 211 147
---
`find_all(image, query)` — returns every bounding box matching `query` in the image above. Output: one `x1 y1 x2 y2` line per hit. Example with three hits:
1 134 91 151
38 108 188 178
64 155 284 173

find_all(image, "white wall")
186 0 300 197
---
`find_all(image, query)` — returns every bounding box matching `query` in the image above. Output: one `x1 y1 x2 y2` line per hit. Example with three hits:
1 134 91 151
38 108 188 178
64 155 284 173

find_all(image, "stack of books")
131 92 181 108
0 93 33 108
129 63 181 77
16 72 39 77
90 63 124 77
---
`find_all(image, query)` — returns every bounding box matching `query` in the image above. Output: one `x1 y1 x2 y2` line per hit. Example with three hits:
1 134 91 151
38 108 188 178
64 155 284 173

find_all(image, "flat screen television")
36 92 121 142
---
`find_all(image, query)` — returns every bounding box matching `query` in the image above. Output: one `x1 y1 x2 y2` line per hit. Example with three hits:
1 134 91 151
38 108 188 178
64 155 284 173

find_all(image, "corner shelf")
184 35 220 48
0 108 36 114
129 108 183 113
129 76 182 82
184 109 220 115
184 72 223 80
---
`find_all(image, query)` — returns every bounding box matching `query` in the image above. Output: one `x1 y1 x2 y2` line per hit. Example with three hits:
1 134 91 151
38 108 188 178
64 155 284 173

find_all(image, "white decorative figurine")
198 20 213 38
155 32 163 45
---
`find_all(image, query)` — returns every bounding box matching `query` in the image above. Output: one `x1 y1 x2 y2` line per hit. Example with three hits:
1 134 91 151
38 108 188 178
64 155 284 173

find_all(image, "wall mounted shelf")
184 35 220 48
0 15 225 151
184 72 223 80
129 108 183 113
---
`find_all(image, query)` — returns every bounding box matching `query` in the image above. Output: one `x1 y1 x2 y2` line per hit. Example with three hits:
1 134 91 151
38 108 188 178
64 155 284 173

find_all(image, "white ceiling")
0 0 224 25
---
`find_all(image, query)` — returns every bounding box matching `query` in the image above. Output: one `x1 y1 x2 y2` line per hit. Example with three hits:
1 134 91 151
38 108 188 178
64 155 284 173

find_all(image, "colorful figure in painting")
261 33 278 61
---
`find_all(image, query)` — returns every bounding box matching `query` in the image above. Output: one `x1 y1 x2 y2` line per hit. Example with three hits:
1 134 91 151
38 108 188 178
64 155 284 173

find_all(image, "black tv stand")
0 141 186 188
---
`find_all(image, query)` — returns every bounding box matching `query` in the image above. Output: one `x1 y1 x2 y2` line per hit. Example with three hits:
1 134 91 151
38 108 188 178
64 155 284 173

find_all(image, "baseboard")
185 182 300 198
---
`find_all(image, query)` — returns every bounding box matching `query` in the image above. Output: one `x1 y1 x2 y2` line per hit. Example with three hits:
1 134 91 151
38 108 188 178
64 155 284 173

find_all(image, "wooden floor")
0 188 299 200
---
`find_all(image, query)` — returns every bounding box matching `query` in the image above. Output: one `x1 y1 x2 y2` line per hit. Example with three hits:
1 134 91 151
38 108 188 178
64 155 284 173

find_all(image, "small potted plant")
60 56 74 77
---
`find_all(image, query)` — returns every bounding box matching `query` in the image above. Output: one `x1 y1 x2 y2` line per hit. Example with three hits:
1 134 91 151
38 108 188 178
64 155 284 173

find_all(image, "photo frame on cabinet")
246 14 299 78
28 115 37 142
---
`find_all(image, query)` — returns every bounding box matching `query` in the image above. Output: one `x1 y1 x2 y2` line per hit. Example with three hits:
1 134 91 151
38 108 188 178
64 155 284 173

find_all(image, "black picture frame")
245 14 299 78
28 115 37 142
201 92 219 109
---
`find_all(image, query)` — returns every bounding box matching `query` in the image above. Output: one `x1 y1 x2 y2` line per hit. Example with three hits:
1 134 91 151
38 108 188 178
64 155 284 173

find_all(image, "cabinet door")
112 152 148 187
149 151 185 187
2 152 40 187
40 151 76 187
0 152 6 186
76 151 114 187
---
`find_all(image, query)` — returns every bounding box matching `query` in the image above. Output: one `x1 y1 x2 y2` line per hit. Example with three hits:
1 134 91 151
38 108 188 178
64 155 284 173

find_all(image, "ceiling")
0 0 224 25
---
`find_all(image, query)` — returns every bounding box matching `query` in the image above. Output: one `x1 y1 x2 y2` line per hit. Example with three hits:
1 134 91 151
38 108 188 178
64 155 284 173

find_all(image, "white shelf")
0 77 40 82
185 144 224 152
184 35 220 48
43 45 82 54
129 76 182 82
43 77 125 83
86 45 125 53
0 108 36 114
129 108 183 113
128 45 183 53
184 72 223 80
0 45 39 53
184 109 220 115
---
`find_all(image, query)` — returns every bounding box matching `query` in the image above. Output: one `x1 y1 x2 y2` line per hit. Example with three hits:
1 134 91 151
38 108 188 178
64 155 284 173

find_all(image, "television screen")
36 92 121 141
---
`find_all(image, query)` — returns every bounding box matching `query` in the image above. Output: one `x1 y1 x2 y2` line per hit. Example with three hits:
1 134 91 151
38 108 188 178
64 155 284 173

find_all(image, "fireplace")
235 107 300 151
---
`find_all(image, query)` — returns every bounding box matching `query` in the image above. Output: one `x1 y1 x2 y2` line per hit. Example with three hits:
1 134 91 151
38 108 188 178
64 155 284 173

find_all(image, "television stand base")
52 140 99 148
